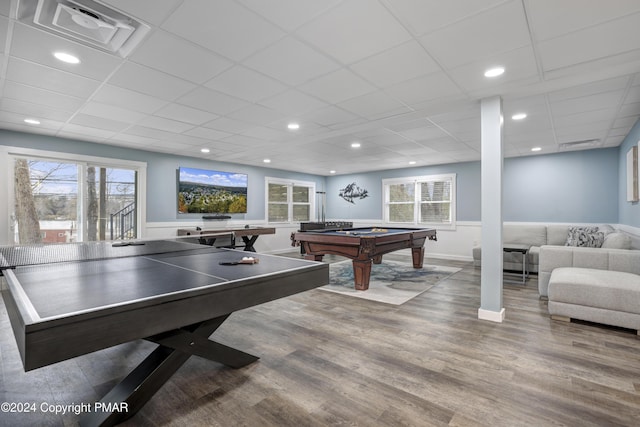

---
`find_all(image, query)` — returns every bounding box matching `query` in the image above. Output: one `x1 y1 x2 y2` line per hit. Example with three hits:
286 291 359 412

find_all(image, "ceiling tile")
0 16 8 54
183 127 232 141
137 115 194 133
383 0 506 36
5 58 100 98
338 90 411 119
101 0 184 26
420 1 531 69
80 102 147 124
3 81 84 112
0 1 10 16
108 62 197 101
153 104 218 126
526 0 640 41
550 91 626 116
349 40 441 88
205 66 287 103
385 72 463 106
91 85 168 114
59 124 115 140
129 30 232 84
204 117 252 134
552 109 616 128
299 105 360 127
243 36 340 86
299 68 376 104
70 114 130 132
161 0 285 61
538 13 640 72
296 0 411 64
10 23 123 80
260 90 328 116
239 0 342 31
0 111 64 131
176 87 249 116
226 104 285 126
447 45 539 94
623 86 640 105
0 98 74 122
548 76 630 103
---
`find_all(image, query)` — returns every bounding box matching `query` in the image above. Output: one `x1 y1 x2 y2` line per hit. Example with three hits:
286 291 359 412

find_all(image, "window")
383 174 456 229
266 178 315 223
4 147 145 245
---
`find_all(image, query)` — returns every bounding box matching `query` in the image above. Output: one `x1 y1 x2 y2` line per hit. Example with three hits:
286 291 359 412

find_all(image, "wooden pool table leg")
353 259 372 290
411 247 425 268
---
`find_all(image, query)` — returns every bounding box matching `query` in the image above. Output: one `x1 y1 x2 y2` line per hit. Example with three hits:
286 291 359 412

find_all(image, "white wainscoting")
145 220 481 261
145 221 640 260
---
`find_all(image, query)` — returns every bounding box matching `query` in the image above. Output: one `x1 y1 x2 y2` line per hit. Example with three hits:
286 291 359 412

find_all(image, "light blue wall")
504 148 618 223
326 148 619 224
618 119 640 228
0 130 625 225
326 162 480 221
0 130 325 222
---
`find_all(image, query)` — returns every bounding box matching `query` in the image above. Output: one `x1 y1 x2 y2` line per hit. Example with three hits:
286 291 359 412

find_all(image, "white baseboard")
478 307 506 323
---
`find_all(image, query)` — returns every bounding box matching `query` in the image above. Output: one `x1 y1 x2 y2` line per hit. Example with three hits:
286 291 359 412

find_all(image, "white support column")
478 96 505 323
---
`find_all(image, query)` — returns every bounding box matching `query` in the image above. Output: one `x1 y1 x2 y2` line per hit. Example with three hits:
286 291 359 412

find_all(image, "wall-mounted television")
178 167 248 214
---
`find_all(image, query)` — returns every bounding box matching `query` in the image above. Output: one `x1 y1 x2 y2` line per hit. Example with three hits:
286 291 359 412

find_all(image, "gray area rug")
321 259 461 305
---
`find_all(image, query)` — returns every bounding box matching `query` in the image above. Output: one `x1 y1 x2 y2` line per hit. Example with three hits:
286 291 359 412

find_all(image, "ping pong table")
0 239 328 426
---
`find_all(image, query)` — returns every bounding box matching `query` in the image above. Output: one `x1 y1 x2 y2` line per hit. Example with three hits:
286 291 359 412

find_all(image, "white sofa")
539 246 640 333
472 224 631 274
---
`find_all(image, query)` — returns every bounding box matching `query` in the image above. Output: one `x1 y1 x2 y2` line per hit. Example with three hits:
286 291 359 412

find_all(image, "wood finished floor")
1 252 639 426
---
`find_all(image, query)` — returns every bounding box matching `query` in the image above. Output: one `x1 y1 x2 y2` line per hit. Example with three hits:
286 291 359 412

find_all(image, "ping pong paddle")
219 257 259 265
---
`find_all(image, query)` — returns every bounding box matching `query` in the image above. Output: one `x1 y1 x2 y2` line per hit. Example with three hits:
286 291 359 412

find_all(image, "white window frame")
265 177 315 224
383 173 456 230
1 146 147 245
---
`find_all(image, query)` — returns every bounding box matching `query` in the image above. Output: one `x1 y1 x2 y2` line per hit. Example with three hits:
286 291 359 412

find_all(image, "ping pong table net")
0 234 233 272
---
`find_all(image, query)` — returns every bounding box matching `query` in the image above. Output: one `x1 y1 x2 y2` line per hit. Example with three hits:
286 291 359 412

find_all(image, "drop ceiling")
1 0 639 175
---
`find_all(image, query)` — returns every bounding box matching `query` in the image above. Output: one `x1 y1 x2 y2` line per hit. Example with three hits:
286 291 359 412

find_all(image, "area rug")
321 260 461 305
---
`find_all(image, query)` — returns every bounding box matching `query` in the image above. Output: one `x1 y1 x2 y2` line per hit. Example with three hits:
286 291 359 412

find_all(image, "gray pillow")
565 226 603 247
601 232 632 249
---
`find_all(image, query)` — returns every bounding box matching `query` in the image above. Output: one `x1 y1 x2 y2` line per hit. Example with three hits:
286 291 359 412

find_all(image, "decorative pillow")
602 232 632 249
565 226 603 247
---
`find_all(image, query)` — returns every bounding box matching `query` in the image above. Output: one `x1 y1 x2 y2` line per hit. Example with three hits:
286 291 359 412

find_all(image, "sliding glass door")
11 157 139 244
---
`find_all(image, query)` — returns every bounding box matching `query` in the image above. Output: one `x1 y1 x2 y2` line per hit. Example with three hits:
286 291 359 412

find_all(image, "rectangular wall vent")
17 0 150 57
558 139 600 150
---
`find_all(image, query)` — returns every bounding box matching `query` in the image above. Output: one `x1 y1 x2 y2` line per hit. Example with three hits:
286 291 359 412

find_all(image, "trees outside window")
12 157 137 244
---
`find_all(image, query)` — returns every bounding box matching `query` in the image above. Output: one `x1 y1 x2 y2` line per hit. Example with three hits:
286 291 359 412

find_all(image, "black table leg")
79 314 258 427
241 235 259 252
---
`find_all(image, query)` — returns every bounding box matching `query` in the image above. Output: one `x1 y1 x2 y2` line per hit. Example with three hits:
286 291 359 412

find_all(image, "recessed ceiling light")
531 147 542 152
351 142 361 148
53 52 80 64
484 67 505 78
287 123 300 130
200 148 210 153
263 158 271 163
329 170 336 174
24 118 40 125
409 161 416 165
512 113 527 120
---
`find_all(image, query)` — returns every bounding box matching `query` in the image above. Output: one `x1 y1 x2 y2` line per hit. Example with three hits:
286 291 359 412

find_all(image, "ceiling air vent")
17 0 150 57
558 139 600 150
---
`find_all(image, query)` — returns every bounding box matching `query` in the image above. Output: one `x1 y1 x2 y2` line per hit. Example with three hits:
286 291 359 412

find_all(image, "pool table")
291 227 437 290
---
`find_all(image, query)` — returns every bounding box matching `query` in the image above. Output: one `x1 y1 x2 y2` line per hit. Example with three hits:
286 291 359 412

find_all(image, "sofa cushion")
548 267 640 314
503 224 547 247
602 232 632 250
546 225 569 246
565 226 603 247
